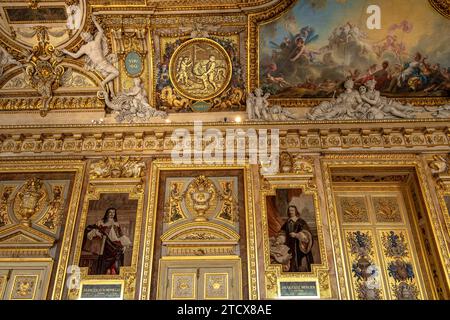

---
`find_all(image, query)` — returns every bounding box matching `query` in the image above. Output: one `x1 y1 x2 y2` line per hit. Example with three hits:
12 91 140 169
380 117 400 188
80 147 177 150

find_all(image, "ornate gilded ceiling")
0 0 448 124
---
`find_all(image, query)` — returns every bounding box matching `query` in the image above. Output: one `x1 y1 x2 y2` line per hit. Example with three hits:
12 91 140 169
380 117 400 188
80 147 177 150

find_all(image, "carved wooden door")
0 261 52 300
157 257 242 300
334 185 429 300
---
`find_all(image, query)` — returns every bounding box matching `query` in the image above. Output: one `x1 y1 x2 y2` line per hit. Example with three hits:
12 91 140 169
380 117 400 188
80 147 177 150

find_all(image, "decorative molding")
429 0 450 19
0 123 449 156
428 154 450 190
23 28 67 117
0 160 85 299
90 0 281 12
140 160 259 300
89 156 146 179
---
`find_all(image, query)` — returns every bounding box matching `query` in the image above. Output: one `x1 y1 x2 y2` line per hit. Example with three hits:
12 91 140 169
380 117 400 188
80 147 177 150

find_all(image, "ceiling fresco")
0 0 448 122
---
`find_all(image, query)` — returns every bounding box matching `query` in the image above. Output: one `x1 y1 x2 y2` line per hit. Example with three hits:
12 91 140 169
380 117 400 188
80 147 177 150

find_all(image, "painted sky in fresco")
260 0 450 65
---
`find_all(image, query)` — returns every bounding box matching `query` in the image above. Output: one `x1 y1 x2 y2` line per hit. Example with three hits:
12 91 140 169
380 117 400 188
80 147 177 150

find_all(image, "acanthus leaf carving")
24 27 67 117
89 156 146 179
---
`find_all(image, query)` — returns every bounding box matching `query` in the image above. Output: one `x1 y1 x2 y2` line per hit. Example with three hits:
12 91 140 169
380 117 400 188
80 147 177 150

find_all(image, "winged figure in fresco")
268 25 320 64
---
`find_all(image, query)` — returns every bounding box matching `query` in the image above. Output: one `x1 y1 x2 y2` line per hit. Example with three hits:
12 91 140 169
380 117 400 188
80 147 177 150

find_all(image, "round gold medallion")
169 38 232 101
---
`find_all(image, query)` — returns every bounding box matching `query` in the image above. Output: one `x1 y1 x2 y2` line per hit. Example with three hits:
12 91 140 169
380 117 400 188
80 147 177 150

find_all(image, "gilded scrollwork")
37 185 64 231
164 182 186 224
124 272 136 299
429 154 449 177
89 156 146 179
339 197 369 223
292 154 314 175
217 181 238 222
373 197 402 223
429 0 450 19
0 186 14 227
24 27 67 117
279 152 293 173
11 275 37 300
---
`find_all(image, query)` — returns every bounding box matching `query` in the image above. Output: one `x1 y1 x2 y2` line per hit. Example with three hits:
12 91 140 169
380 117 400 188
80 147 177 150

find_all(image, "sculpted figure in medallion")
169 39 232 101
196 55 218 92
62 15 119 98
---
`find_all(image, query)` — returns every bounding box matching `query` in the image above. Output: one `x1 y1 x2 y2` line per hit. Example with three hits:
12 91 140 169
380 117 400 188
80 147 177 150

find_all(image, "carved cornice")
0 121 449 156
270 97 450 108
0 96 103 111
89 156 146 179
90 0 282 13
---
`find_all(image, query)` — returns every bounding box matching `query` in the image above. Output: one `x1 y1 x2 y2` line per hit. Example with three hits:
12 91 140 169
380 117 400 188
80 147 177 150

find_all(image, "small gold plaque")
169 38 232 101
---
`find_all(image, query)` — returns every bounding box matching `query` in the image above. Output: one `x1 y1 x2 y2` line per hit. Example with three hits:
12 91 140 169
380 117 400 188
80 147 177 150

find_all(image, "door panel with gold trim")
0 261 53 300
335 186 428 300
157 258 242 300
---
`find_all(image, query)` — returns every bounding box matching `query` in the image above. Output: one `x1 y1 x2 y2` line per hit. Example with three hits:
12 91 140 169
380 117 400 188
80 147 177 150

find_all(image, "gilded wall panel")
141 160 258 300
66 158 146 300
0 160 85 300
322 154 450 299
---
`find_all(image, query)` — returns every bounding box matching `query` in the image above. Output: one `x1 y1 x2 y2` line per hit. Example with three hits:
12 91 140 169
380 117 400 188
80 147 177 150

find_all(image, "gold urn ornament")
187 175 217 222
17 178 45 226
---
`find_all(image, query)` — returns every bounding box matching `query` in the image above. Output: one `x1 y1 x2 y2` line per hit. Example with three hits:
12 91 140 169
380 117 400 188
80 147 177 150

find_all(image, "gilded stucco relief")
0 0 448 301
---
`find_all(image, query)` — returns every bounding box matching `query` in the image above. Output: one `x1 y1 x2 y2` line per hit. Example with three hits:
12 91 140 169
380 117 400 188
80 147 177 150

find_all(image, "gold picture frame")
248 0 450 108
260 181 331 299
68 177 145 300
